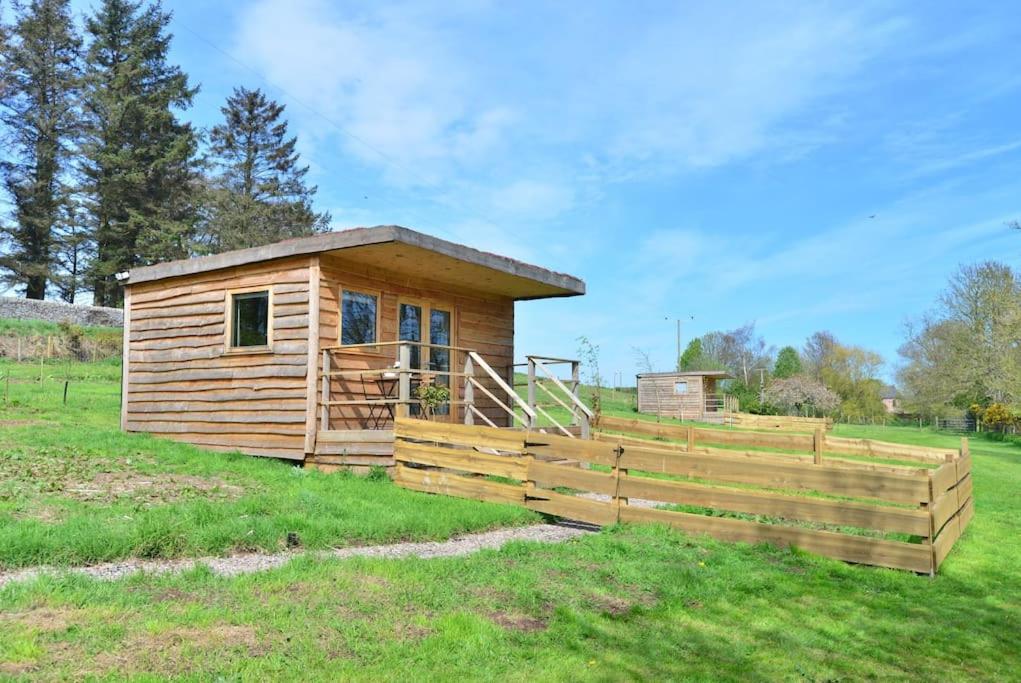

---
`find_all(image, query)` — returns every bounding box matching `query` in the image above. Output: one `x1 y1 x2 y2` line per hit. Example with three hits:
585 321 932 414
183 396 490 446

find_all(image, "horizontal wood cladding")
124 256 312 460
319 253 514 430
637 374 716 418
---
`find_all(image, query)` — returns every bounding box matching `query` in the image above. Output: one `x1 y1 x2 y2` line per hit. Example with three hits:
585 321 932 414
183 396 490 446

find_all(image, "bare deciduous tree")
899 261 1021 415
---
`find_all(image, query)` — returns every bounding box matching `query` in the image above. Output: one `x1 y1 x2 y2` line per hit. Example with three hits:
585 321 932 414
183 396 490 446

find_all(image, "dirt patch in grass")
0 662 33 676
0 606 80 633
5 621 273 678
488 611 548 632
0 448 248 512
394 620 433 642
12 503 66 524
65 472 245 505
89 624 266 676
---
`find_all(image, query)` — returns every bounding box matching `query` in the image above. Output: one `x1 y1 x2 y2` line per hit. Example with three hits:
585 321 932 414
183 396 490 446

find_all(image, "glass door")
398 300 454 419
398 303 423 416
429 308 452 416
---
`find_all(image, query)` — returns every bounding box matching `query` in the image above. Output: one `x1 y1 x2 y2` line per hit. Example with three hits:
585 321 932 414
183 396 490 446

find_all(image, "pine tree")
52 200 90 302
81 0 199 306
773 346 803 379
202 86 329 252
0 0 80 299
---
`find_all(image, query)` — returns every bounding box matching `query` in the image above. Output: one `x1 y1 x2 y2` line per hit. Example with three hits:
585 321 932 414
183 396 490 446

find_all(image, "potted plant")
414 380 451 421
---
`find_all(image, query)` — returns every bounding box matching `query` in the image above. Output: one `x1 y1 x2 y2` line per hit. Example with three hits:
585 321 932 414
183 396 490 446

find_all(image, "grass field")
0 360 536 569
1 361 1019 679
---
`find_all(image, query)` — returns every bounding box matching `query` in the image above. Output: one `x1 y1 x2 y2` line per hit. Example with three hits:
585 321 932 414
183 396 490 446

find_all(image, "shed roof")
123 225 585 301
637 370 734 379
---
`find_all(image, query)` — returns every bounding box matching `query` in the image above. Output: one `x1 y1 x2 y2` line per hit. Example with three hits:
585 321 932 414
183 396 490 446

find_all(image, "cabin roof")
123 225 585 301
637 370 734 379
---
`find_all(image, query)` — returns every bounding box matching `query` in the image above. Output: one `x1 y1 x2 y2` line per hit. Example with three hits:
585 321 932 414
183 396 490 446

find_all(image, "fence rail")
722 411 833 432
596 415 954 464
392 417 973 574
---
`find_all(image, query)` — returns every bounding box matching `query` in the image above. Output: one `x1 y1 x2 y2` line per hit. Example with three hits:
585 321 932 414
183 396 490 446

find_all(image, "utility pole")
670 315 695 370
676 319 681 371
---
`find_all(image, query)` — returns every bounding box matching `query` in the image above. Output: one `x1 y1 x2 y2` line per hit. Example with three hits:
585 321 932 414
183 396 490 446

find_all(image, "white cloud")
233 0 514 184
488 179 575 220
570 3 903 170
232 0 902 189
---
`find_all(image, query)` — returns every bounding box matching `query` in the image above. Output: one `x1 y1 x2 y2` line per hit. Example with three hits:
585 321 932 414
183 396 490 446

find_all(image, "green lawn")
1 362 1019 679
0 360 536 569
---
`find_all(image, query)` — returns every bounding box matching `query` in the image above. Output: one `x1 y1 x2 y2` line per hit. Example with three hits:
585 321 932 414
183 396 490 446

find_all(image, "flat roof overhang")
637 370 735 379
123 225 585 301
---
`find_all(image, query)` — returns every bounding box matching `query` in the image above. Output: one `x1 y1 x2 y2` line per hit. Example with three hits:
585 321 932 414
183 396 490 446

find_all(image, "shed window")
342 290 378 345
230 291 270 348
674 381 689 395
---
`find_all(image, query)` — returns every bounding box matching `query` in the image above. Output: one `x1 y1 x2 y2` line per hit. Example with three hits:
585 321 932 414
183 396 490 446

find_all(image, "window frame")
224 286 274 353
396 296 457 356
338 287 382 348
674 380 689 395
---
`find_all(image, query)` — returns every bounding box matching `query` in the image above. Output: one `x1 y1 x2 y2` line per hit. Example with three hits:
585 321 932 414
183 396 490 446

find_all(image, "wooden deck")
306 429 396 473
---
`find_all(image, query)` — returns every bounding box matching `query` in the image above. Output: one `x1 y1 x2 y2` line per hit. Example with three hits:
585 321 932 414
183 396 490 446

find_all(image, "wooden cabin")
635 370 737 423
119 226 586 469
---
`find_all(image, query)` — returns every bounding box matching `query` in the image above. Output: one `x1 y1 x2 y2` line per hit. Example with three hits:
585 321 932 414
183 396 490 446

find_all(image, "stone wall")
0 296 123 328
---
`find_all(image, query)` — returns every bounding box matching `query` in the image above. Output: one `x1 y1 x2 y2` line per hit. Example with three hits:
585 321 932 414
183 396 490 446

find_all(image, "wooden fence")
392 418 973 574
596 416 955 464
723 411 833 432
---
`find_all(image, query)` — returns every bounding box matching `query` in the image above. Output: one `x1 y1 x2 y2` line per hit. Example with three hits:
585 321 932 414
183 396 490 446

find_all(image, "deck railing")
319 341 541 431
512 356 593 438
320 341 473 430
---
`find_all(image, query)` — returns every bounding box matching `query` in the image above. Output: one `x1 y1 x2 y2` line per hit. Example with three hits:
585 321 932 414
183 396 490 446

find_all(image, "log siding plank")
124 259 312 459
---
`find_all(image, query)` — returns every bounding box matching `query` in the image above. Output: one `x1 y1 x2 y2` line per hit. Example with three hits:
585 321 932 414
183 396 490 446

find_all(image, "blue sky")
80 1 1021 380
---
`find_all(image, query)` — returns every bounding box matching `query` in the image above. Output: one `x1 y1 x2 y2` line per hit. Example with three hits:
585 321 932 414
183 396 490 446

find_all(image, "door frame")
397 296 458 421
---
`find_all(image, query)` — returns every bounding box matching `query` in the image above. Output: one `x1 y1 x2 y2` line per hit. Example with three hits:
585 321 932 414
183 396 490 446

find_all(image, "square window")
342 290 378 345
231 291 269 348
674 381 689 395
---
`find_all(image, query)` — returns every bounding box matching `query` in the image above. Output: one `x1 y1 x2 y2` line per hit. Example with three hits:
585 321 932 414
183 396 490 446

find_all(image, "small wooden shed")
635 370 737 422
120 226 586 467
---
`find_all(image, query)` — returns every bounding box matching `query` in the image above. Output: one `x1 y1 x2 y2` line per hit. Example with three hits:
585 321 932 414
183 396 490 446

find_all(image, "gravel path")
0 524 589 589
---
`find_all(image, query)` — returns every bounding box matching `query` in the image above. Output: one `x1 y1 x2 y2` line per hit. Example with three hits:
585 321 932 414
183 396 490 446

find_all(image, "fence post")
686 425 695 452
463 354 475 425
924 468 937 577
813 428 824 465
320 350 330 431
570 360 581 427
397 343 411 419
960 437 969 459
526 357 537 429
612 439 627 523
